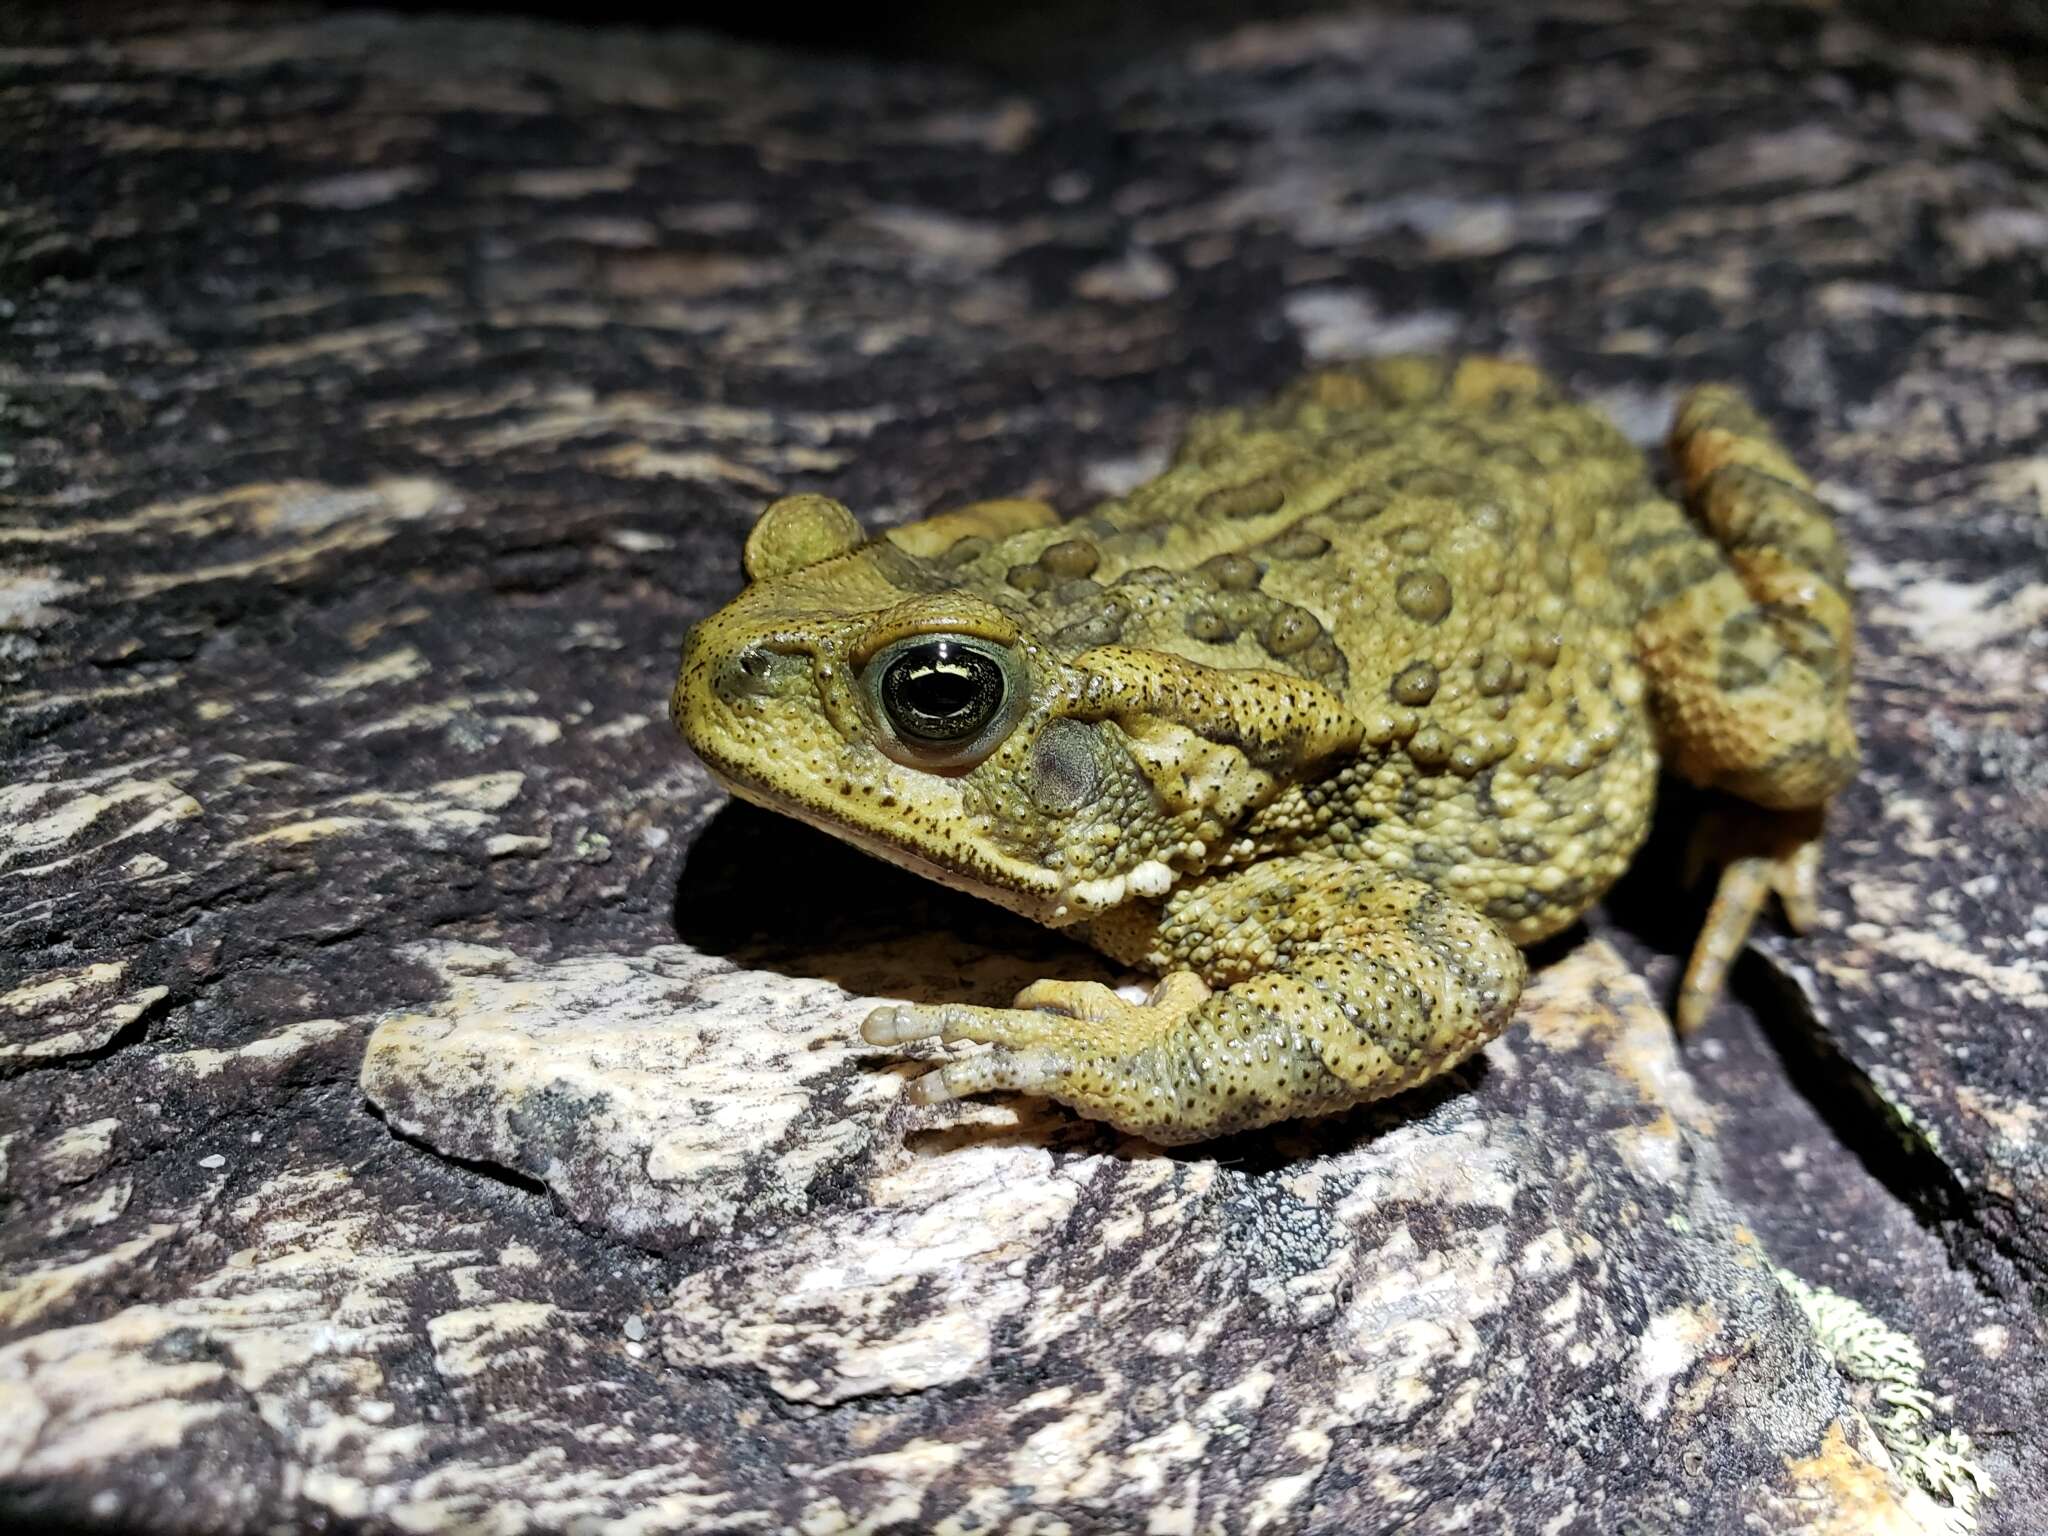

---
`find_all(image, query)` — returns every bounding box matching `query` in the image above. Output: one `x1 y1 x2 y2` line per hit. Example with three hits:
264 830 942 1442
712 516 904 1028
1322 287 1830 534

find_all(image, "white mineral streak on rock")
293 165 432 209
1072 248 1177 303
1154 20 1609 260
31 1119 124 1187
1516 1227 1574 1280
241 770 525 848
0 482 378 547
0 1225 183 1330
1336 1222 1513 1422
0 960 167 1063
1189 11 1469 73
1235 1122 1518 1530
794 1442 972 1536
426 1301 569 1381
308 644 431 697
1084 442 1174 497
861 207 1027 272
39 1174 136 1243
1283 288 1458 361
445 391 890 458
1871 927 2046 1008
1860 567 2048 657
1633 1302 1725 1421
909 96 1040 152
349 688 546 739
1541 1281 1586 1344
1585 382 1684 448
507 163 639 199
485 832 553 858
0 567 79 629
596 445 782 491
154 1018 353 1082
0 773 201 881
1954 1084 2043 1158
1006 1384 1126 1502
0 1302 233 1482
113 478 459 596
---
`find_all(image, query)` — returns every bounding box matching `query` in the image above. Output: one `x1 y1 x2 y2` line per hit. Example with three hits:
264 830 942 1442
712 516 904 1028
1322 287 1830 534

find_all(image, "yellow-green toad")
672 357 1857 1144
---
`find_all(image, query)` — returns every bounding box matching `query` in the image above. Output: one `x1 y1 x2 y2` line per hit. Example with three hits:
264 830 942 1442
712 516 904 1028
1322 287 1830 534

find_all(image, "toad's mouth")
699 761 1076 928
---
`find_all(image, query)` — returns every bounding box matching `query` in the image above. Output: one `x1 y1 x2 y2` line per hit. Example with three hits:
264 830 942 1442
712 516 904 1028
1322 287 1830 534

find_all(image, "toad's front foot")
864 973 1217 1133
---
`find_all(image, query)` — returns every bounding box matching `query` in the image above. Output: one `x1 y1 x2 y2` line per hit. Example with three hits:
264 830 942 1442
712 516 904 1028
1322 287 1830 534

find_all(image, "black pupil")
883 641 1001 743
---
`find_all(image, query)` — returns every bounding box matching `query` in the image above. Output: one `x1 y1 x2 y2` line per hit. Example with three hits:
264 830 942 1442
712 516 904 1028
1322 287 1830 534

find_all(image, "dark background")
22 0 2048 78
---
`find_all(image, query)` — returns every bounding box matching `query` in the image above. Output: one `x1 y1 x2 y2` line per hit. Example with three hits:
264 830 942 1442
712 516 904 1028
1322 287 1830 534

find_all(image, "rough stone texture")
3 2 2044 1532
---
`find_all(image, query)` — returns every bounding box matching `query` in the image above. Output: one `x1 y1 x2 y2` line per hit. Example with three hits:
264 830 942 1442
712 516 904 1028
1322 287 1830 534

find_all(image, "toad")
673 357 1856 1143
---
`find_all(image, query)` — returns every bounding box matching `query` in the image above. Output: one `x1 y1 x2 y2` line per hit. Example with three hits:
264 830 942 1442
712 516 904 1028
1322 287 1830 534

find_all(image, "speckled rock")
2 1 2043 1532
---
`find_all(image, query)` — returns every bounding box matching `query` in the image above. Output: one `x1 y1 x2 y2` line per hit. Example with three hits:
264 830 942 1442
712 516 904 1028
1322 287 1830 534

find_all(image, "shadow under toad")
899 1049 1496 1170
672 799 1495 1162
671 799 1116 1004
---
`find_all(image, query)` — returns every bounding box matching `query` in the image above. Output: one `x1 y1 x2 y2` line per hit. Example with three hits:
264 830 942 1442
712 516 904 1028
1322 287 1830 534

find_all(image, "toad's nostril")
716 643 803 703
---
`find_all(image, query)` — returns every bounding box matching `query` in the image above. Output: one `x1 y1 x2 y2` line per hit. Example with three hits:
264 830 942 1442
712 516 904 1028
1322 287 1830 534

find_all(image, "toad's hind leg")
864 858 1524 1145
1627 386 1859 1030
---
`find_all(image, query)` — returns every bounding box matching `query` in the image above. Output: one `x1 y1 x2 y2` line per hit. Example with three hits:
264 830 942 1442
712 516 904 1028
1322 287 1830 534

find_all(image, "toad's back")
940 357 1670 944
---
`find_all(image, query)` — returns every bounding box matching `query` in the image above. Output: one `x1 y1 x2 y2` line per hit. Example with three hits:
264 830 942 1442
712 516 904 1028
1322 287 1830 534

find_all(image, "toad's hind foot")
1677 802 1825 1033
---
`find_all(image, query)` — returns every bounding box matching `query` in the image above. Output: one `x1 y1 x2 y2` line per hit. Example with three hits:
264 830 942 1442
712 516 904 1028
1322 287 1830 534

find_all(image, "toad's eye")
863 634 1028 771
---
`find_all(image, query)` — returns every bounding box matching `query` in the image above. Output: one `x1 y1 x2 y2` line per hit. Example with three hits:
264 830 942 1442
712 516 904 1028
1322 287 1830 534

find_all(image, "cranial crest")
1068 646 1363 777
744 494 867 583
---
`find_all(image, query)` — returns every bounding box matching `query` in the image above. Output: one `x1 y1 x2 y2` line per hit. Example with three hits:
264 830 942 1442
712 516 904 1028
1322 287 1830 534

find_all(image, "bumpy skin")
672 357 1857 1144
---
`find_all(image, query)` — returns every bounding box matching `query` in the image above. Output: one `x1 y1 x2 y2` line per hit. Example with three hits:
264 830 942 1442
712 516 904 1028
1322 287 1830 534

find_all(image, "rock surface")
3 1 2044 1532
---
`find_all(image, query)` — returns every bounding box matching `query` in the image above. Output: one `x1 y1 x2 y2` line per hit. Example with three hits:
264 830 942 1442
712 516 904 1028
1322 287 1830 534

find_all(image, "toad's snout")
673 617 821 758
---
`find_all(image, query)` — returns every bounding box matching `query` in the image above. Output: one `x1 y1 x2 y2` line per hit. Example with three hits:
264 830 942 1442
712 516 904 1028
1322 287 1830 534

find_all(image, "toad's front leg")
864 855 1524 1145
